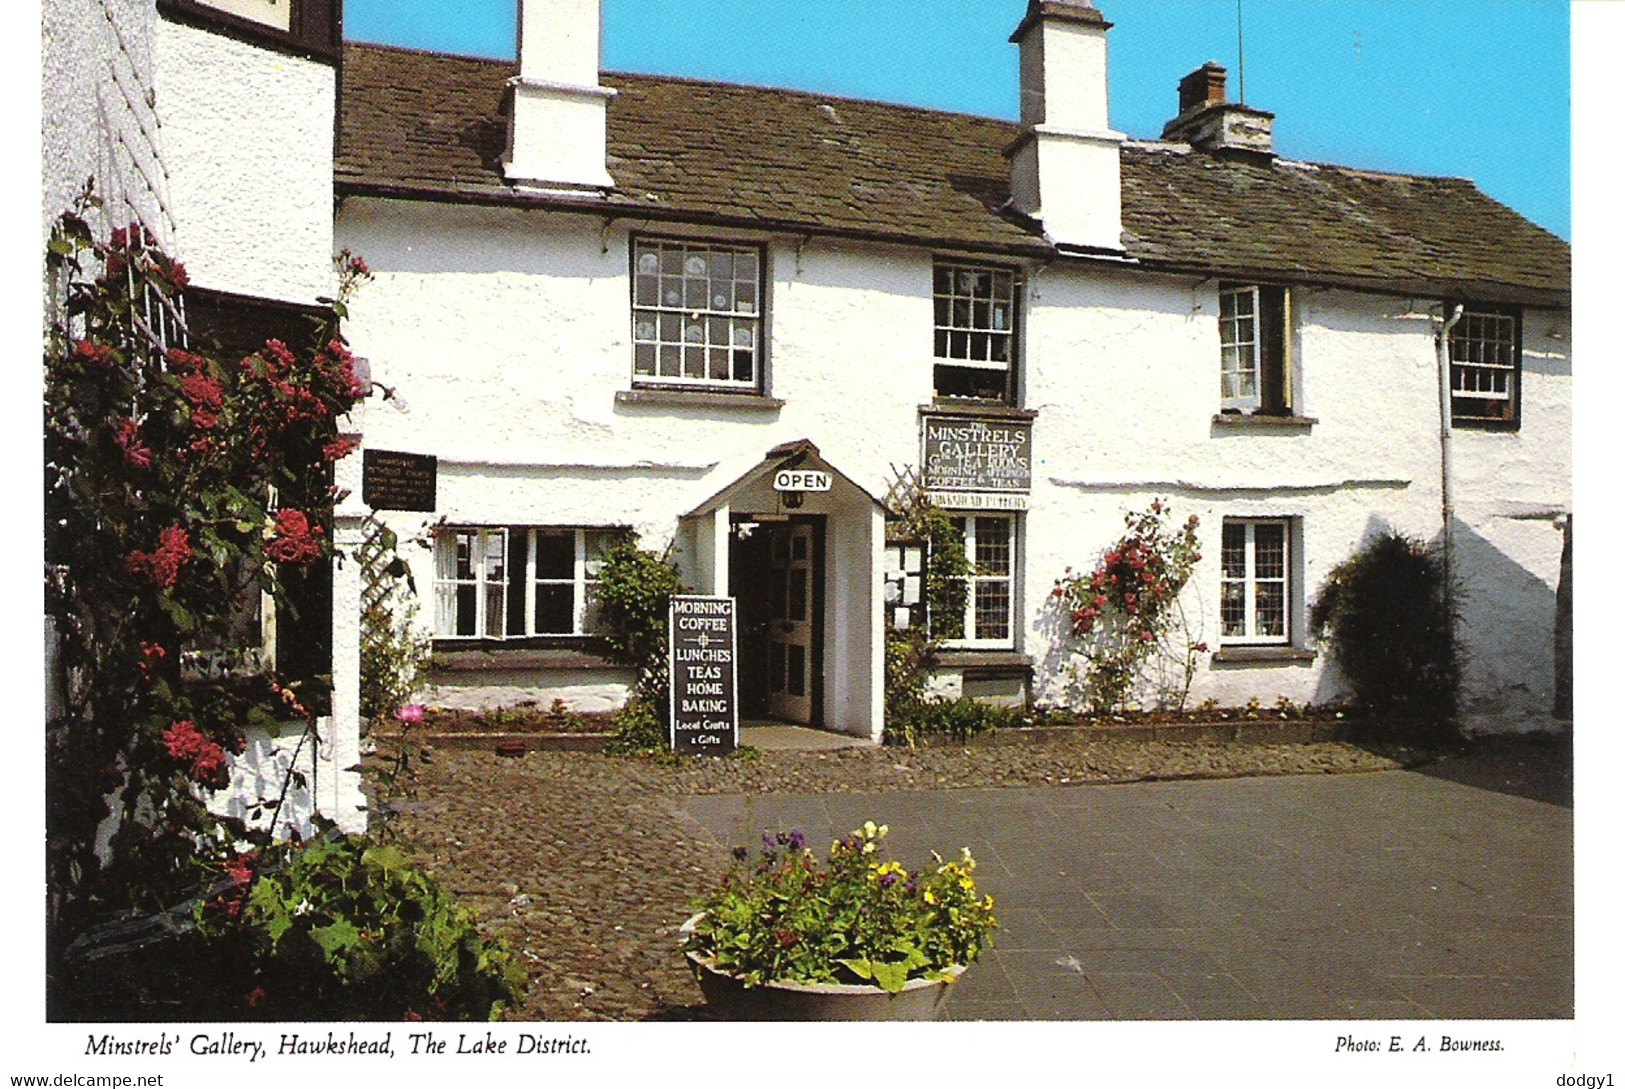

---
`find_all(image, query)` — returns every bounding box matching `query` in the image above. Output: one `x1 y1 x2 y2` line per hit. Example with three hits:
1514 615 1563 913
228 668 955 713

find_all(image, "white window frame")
1219 285 1262 411
1448 305 1520 426
1219 518 1291 645
631 237 763 392
933 260 1018 403
434 527 612 640
944 513 1017 650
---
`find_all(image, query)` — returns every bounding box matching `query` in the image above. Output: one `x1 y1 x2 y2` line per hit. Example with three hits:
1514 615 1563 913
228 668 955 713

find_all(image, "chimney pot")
1177 61 1228 115
1162 60 1274 160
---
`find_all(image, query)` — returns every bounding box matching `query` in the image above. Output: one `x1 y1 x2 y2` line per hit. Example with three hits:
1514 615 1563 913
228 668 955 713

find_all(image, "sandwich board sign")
668 595 738 755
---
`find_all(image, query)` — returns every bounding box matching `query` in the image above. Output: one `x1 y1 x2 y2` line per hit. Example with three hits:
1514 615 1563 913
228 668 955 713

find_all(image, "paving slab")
676 755 1572 1020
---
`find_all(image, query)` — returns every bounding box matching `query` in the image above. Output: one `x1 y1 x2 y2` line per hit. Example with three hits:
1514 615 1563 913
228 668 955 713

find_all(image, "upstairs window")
1449 306 1520 427
934 261 1018 403
632 238 762 392
1219 284 1291 415
434 527 615 639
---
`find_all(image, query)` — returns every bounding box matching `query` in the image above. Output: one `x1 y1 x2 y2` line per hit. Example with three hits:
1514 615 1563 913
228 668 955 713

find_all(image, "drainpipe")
1437 303 1463 634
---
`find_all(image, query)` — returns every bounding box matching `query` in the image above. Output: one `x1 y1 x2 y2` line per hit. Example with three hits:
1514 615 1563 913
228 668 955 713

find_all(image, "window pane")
789 568 807 622
1254 583 1285 637
533 531 573 580
534 583 574 634
1253 524 1286 578
1220 581 1246 637
974 580 1010 641
974 517 1010 575
1221 523 1246 579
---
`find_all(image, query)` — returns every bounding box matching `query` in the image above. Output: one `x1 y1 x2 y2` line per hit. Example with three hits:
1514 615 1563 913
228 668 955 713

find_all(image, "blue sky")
344 0 1570 240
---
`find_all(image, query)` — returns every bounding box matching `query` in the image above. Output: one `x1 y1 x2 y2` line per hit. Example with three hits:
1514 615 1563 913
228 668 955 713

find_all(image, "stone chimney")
502 0 616 192
1161 62 1274 159
1005 0 1126 253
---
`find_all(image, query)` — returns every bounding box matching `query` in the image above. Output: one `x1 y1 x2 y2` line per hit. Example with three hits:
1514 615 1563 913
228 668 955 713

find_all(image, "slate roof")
337 41 1569 308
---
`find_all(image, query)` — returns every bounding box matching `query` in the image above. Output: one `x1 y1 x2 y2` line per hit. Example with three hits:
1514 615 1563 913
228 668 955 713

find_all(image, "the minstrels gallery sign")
920 415 1032 509
668 596 738 756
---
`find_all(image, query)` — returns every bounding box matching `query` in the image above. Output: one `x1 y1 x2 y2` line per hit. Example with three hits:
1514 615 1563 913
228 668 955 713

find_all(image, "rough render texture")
341 198 1570 734
154 19 335 303
41 0 167 244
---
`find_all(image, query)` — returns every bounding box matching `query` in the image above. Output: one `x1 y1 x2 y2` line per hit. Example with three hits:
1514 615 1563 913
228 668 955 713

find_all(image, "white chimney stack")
1005 0 1125 252
503 0 617 192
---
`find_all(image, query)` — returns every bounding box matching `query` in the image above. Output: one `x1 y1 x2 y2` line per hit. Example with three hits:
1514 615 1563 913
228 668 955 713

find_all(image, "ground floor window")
433 526 616 639
944 513 1016 648
1220 518 1290 643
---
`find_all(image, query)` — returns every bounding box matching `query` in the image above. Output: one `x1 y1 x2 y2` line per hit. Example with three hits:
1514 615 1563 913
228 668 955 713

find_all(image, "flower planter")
680 914 964 1021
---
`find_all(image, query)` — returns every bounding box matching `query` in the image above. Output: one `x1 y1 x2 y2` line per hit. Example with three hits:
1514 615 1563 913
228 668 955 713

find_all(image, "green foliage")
201 837 526 1020
357 516 432 727
593 535 685 704
1051 500 1206 713
602 696 668 756
883 695 1023 747
686 822 996 994
880 471 977 740
1311 531 1458 737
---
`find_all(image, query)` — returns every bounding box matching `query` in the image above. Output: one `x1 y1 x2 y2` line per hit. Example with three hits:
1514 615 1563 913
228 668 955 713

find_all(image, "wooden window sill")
922 402 1038 420
1210 646 1317 664
1211 413 1317 431
617 389 784 410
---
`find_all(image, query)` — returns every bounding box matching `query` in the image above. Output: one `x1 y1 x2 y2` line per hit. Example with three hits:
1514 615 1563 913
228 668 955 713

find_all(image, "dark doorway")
729 515 824 726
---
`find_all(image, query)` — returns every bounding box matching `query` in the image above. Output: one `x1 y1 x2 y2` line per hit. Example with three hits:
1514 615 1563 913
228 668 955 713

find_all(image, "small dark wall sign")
362 449 437 512
669 595 738 756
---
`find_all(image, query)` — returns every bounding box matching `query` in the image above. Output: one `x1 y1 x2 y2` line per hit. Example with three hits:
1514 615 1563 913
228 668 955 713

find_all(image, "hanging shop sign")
668 595 738 756
362 449 438 512
773 469 832 493
920 415 1032 496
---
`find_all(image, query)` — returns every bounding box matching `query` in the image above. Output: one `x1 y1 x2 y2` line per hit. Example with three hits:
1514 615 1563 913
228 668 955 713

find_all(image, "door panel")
768 522 814 723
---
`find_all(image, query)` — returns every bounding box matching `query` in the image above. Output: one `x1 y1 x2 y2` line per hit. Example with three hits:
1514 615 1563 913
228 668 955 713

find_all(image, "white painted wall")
41 0 170 245
154 19 336 303
338 196 1570 733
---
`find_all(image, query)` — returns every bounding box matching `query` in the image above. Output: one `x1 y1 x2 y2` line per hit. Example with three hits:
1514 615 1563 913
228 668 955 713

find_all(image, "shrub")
685 822 996 994
883 695 1022 747
593 535 684 704
200 837 526 1020
1311 531 1458 738
602 696 668 756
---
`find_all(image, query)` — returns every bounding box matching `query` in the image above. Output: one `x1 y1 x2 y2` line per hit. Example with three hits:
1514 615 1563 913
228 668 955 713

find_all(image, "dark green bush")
1311 531 1458 739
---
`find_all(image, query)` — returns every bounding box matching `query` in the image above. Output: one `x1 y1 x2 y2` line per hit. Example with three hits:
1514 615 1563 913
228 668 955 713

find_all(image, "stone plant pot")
679 914 964 1021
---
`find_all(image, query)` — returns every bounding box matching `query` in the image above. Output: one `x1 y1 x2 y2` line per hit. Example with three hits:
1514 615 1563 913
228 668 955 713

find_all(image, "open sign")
773 470 832 492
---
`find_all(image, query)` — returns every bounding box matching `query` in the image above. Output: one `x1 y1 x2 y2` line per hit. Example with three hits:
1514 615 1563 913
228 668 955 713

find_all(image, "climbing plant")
44 191 367 938
1050 500 1206 713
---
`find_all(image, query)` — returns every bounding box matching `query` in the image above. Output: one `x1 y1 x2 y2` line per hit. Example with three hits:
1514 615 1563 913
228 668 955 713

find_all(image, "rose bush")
1051 500 1206 713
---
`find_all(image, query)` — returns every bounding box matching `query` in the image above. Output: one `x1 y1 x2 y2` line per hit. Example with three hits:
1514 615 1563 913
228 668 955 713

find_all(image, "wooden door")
768 522 814 723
